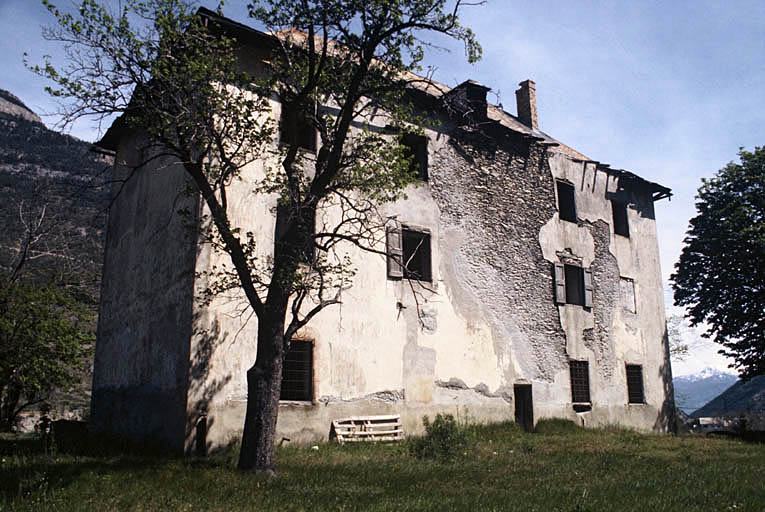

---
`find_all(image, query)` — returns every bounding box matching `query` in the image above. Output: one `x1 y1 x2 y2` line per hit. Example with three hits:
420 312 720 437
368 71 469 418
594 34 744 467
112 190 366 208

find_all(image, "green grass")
2 420 764 511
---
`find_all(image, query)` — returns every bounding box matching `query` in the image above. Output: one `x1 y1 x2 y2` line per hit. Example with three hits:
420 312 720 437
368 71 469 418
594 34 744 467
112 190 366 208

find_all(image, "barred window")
570 360 591 404
280 340 313 402
626 364 645 404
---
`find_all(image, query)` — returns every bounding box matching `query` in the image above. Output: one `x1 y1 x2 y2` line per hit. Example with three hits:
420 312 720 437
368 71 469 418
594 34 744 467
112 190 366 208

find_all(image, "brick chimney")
515 79 538 130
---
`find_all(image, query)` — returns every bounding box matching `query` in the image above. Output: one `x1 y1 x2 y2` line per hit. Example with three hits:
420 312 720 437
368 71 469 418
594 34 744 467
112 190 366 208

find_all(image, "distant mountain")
0 89 42 124
673 367 738 415
0 87 110 293
691 375 765 418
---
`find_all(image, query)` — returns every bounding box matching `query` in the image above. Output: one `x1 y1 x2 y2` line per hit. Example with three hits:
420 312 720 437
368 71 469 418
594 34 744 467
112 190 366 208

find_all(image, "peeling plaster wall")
190 118 673 449
538 152 675 429
93 102 674 452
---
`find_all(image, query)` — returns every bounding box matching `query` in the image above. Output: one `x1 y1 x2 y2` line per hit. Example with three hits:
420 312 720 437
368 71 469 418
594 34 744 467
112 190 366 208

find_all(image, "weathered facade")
91 11 675 453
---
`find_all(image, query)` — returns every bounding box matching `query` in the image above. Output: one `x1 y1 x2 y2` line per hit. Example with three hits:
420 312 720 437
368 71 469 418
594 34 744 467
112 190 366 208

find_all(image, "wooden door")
514 384 534 433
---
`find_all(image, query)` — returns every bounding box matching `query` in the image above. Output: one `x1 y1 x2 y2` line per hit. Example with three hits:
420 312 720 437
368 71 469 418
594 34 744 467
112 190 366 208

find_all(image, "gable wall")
91 131 199 452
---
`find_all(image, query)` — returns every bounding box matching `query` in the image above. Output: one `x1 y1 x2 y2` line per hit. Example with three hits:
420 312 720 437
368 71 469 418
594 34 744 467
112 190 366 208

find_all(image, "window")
612 200 630 237
280 340 313 402
401 133 428 181
280 101 316 152
626 364 645 404
570 360 591 404
620 277 636 313
274 204 315 265
556 180 577 223
386 225 432 282
553 263 593 308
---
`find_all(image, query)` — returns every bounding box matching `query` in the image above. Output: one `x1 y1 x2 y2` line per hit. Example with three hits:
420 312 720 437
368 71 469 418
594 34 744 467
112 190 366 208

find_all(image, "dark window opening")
565 264 585 306
626 364 645 404
557 181 577 223
612 200 630 237
401 133 428 181
274 204 315 265
280 102 316 152
402 228 432 282
570 360 591 404
280 340 313 401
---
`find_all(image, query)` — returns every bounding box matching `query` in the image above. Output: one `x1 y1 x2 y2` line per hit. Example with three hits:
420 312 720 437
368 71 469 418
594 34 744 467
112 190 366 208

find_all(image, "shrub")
408 413 470 461
533 418 582 435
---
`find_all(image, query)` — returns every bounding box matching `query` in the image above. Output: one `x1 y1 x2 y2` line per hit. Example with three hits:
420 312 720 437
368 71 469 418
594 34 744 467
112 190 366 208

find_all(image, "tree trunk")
237 313 286 472
236 196 312 472
0 384 21 432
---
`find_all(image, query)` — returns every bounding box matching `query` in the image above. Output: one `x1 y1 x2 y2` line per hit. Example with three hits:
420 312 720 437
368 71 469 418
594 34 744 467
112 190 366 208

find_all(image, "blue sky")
3 0 763 376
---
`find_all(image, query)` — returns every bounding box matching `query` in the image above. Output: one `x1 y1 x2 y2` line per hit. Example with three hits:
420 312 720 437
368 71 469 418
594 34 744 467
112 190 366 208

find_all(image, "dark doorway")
514 384 534 433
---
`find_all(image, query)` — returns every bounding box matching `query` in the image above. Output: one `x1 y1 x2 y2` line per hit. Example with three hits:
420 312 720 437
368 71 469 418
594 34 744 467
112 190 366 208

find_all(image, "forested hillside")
0 89 110 422
0 89 109 294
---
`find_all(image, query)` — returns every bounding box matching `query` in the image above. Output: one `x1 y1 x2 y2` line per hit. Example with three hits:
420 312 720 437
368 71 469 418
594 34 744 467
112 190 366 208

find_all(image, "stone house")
92 9 675 453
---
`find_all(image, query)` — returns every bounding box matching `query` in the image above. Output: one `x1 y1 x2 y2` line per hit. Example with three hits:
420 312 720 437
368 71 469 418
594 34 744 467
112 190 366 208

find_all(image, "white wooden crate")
331 415 405 443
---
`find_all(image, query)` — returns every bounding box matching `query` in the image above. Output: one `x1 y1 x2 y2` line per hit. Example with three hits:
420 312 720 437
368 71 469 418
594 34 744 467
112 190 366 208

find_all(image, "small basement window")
401 133 428 181
626 364 645 404
557 181 577 223
570 360 591 405
280 101 316 152
280 340 313 402
612 200 630 237
553 263 593 308
386 225 432 282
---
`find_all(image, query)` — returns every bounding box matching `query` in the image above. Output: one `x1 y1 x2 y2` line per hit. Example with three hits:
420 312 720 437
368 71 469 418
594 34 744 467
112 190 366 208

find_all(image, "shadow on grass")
0 427 236 503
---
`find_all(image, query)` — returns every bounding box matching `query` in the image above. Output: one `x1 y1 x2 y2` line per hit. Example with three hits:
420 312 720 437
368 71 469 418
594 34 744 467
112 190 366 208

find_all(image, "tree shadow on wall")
186 317 231 456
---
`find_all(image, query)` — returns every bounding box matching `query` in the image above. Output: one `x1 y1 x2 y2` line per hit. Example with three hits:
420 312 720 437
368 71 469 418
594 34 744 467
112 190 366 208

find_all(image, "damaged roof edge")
96 7 672 201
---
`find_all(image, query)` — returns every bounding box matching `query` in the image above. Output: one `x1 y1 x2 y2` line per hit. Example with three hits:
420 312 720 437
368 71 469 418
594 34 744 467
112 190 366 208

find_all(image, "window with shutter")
554 263 566 304
387 225 432 282
386 225 404 279
553 263 592 308
583 268 593 308
626 364 645 404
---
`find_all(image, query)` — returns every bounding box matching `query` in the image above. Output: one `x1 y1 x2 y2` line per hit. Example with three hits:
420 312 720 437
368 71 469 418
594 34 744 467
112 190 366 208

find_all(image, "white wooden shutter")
387 225 403 279
554 263 566 304
583 268 594 308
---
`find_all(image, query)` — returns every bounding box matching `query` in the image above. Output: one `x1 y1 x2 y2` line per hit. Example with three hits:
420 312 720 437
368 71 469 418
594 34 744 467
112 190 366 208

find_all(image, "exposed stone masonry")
429 128 568 384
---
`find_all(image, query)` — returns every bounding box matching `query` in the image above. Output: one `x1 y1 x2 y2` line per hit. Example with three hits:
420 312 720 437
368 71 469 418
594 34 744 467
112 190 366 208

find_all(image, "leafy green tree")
34 0 480 471
0 280 93 432
672 146 765 379
666 313 689 362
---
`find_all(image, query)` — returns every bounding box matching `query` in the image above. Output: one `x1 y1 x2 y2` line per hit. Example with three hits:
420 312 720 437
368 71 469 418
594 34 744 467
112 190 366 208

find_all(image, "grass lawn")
1 420 763 511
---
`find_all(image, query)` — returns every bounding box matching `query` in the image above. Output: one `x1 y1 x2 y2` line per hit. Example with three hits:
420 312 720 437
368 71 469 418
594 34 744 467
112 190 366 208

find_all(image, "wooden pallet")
331 415 405 443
